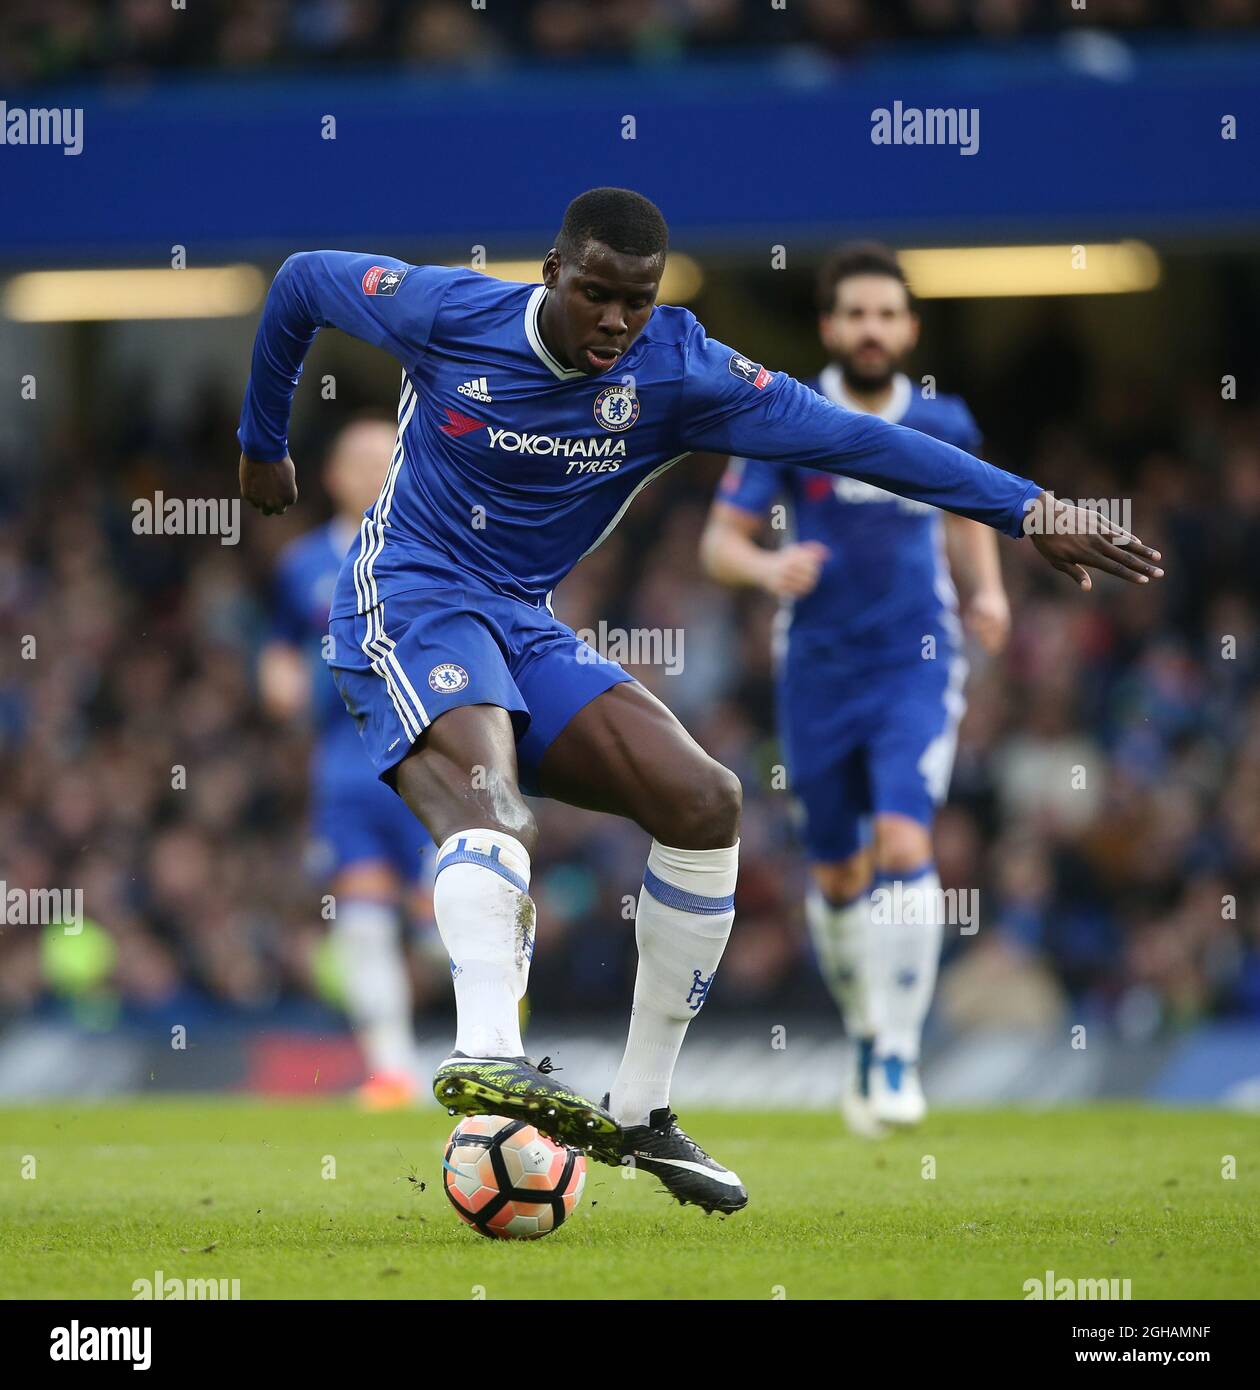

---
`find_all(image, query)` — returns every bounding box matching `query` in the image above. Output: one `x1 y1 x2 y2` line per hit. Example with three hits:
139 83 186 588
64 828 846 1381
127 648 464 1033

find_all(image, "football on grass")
443 1114 587 1239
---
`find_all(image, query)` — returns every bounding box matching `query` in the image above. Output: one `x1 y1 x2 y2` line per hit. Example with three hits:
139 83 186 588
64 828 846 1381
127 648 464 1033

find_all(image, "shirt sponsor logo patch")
362 265 407 296
728 354 773 389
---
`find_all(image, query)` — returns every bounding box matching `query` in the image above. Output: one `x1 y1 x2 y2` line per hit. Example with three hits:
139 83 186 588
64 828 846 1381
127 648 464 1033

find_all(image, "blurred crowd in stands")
0 296 1257 1040
3 0 1258 86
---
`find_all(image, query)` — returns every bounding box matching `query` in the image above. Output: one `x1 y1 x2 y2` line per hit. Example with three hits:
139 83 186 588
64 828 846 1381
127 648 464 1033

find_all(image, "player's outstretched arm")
236 251 456 514
678 328 1164 591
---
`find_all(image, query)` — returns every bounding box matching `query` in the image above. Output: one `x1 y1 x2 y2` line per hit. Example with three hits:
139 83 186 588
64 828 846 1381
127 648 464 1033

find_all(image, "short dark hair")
555 187 669 263
817 241 912 313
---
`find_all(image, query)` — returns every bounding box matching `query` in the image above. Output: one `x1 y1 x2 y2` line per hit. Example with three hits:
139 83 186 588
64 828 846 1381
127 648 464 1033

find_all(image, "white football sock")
333 898 416 1076
805 884 875 1038
433 829 535 1059
610 839 738 1128
868 866 944 1062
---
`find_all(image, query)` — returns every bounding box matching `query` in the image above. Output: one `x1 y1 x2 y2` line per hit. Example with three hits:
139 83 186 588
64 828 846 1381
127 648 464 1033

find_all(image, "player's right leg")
398 710 623 1157
327 596 620 1159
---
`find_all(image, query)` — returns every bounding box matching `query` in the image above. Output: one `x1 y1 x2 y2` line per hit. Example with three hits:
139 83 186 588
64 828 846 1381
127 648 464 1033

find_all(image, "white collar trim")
525 285 584 380
819 363 912 424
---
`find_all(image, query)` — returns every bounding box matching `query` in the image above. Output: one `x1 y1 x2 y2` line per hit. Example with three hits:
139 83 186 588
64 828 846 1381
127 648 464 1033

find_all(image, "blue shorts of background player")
779 650 969 863
328 580 634 797
306 777 431 884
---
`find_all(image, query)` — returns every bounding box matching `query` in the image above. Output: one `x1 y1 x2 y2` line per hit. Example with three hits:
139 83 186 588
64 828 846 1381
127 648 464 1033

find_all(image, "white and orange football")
442 1114 587 1240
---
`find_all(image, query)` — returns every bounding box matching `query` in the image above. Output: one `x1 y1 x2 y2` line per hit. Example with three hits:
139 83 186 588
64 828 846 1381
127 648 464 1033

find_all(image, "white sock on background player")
334 898 417 1076
610 840 738 1128
432 829 534 1059
868 866 945 1061
805 885 875 1039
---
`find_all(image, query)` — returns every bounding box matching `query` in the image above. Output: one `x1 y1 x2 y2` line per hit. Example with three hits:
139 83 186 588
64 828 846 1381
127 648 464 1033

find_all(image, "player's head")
540 187 668 375
817 242 919 391
322 414 396 520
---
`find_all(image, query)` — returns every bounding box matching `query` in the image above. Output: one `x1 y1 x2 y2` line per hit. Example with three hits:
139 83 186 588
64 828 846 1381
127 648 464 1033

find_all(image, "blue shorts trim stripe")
353 376 414 615
642 866 735 916
352 376 432 739
435 838 528 894
366 604 425 739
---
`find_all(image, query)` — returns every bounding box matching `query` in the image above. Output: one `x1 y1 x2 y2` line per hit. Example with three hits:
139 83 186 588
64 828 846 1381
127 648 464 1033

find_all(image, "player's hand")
240 452 298 515
964 586 1011 654
1023 491 1162 592
761 541 829 599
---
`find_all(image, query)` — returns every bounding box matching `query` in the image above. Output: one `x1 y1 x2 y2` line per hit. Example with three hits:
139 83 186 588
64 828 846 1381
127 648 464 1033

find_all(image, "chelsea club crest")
593 384 640 432
428 663 469 693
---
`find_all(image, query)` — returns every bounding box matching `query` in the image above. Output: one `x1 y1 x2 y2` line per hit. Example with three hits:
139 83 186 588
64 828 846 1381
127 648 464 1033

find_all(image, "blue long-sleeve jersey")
237 252 1042 614
719 365 982 668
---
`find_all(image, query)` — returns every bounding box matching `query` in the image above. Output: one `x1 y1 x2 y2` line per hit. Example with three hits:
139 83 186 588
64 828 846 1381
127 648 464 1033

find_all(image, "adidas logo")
457 376 493 403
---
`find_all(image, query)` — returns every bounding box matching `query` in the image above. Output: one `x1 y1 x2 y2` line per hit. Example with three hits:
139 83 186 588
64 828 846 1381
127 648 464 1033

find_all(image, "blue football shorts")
779 651 968 862
327 584 634 797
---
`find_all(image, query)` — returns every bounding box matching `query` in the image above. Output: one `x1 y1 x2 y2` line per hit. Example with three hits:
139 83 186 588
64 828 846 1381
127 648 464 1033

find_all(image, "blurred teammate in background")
701 244 1010 1135
261 417 427 1107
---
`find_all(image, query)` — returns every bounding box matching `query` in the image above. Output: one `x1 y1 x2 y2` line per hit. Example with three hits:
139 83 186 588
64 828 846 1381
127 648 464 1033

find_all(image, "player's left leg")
312 783 423 1108
864 655 968 1127
534 680 747 1213
328 860 418 1109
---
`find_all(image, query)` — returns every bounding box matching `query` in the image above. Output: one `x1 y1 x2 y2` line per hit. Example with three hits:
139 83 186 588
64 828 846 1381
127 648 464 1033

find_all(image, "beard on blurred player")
818 247 920 399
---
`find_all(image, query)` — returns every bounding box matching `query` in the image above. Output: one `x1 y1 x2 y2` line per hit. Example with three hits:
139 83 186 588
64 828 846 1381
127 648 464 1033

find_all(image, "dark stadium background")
0 0 1258 1107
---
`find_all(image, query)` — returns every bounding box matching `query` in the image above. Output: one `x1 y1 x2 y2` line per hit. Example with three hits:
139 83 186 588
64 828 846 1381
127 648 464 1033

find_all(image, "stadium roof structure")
2 38 1258 267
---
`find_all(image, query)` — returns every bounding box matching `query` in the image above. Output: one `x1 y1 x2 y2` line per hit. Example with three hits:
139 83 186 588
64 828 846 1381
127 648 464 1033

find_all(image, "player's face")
541 242 662 375
322 420 397 518
819 273 919 391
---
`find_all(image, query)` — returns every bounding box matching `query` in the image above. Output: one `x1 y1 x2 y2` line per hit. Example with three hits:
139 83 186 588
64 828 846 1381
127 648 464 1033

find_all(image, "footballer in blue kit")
703 244 1015 1136
237 189 1162 1215
261 418 430 1107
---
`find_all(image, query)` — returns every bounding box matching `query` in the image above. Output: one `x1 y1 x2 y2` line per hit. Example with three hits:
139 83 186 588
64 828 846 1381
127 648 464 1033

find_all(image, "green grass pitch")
1 1101 1256 1299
